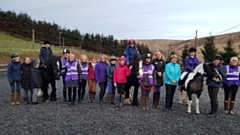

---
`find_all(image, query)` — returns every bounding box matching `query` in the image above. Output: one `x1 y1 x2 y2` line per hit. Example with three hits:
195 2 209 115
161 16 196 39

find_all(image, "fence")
0 64 7 72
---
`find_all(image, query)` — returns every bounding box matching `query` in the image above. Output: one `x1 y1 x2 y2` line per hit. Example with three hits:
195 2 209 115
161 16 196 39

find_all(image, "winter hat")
129 39 135 45
11 53 19 59
230 57 238 62
189 47 197 52
214 54 222 61
109 56 117 62
44 40 51 45
120 57 126 62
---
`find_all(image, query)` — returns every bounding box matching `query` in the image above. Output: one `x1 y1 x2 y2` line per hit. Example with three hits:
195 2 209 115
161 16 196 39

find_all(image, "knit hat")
109 56 117 62
11 53 19 59
120 57 126 62
214 54 222 61
44 40 51 45
230 57 238 62
129 39 135 45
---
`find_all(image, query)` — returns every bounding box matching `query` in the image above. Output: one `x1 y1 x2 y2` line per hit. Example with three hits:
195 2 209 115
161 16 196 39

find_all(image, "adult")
125 39 139 64
39 40 53 66
95 54 108 105
206 55 226 118
152 51 165 108
223 56 239 115
61 48 70 102
179 47 199 90
88 57 98 102
107 56 117 104
165 54 181 111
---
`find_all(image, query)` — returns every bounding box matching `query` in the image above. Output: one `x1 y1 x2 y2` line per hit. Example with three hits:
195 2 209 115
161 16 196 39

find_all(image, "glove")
9 80 13 85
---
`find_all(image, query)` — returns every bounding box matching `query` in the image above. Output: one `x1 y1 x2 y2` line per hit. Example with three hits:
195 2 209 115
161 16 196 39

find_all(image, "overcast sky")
1 0 240 40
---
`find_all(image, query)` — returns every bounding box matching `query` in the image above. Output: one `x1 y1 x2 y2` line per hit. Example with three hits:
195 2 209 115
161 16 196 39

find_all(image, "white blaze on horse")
181 62 222 114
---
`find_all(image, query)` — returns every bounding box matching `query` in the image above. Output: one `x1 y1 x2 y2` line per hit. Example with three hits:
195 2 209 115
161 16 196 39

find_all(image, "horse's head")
46 56 62 80
194 63 222 81
131 54 144 78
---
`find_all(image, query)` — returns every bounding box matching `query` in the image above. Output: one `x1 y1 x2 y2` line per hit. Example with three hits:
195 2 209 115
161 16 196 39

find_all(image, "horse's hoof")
187 111 191 114
45 99 50 102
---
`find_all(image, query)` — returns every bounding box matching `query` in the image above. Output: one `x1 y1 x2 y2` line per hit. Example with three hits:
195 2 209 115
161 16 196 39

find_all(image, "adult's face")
111 60 116 65
45 44 50 48
171 57 177 63
69 54 75 61
214 60 221 66
100 56 106 62
24 57 31 64
230 60 238 66
156 53 162 59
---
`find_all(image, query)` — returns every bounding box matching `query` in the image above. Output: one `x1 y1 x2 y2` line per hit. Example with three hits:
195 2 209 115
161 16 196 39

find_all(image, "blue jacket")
95 61 108 82
206 62 226 88
39 46 52 64
7 61 22 83
165 62 181 85
185 56 199 72
125 45 138 63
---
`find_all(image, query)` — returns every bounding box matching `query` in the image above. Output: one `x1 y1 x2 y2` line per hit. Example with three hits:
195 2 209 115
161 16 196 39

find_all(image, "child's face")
45 44 50 48
145 58 151 63
69 54 75 61
81 56 87 63
14 57 20 62
63 53 69 58
190 52 196 56
24 58 31 64
120 60 125 65
111 60 116 65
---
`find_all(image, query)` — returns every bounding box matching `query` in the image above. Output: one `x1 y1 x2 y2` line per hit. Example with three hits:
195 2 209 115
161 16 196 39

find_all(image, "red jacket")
88 63 96 80
114 65 131 83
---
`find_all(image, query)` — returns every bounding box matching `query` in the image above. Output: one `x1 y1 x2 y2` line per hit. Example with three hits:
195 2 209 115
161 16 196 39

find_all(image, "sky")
1 0 240 40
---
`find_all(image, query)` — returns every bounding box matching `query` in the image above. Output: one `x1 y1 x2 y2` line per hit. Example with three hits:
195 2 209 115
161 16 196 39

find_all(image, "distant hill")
136 32 240 62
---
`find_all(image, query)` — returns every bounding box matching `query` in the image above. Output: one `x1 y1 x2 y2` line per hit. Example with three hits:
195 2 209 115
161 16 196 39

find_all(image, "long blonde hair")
80 54 88 63
153 51 166 61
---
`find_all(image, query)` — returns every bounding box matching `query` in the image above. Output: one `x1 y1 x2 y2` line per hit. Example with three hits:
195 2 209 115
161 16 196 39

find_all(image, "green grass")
0 33 104 64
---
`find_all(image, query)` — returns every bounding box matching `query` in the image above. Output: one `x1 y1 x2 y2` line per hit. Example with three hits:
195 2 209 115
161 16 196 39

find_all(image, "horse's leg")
187 91 192 113
132 84 139 106
50 80 57 101
124 82 131 105
196 92 201 114
179 91 183 104
42 81 49 102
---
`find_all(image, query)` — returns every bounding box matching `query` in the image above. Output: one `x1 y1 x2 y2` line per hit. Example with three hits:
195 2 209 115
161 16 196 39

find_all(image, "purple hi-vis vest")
139 64 154 85
65 61 79 81
80 62 89 80
225 65 240 86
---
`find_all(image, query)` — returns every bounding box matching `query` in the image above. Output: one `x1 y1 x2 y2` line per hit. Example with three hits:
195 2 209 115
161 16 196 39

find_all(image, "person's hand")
129 66 132 70
157 72 162 77
213 77 219 82
114 83 117 87
172 80 176 84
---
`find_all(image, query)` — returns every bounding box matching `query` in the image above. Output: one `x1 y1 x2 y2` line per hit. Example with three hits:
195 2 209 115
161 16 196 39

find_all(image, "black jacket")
30 60 42 89
39 46 52 64
21 63 31 89
152 59 165 86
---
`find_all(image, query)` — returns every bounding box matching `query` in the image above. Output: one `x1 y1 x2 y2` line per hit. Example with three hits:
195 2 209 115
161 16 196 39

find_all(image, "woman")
64 53 81 105
165 54 181 111
152 51 165 108
21 57 32 103
206 55 226 118
95 54 108 105
223 56 239 115
78 54 89 103
88 57 97 102
107 56 117 104
139 53 154 111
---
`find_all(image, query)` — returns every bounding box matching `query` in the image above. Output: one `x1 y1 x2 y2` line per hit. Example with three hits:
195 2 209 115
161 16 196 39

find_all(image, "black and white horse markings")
181 63 222 114
41 56 62 102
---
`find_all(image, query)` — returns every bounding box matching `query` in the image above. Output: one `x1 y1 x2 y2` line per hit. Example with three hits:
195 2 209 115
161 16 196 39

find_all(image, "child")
139 53 155 111
88 57 97 102
7 53 22 106
114 57 132 107
65 53 81 105
78 54 88 103
61 48 70 102
95 54 108 105
107 56 117 104
125 39 139 65
30 60 42 106
21 57 32 103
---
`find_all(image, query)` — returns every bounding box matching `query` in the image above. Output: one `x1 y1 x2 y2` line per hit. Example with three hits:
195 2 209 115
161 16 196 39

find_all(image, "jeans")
165 84 177 109
10 81 21 93
107 81 116 94
224 85 238 101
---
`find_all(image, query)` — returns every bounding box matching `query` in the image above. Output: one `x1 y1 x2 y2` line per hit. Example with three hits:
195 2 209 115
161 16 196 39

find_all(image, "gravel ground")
0 73 240 135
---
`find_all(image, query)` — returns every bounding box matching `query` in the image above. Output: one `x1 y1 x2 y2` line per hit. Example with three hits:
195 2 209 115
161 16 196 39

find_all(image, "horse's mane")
193 63 205 75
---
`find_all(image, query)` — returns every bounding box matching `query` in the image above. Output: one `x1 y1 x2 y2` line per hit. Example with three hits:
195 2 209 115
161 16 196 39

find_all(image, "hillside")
136 32 240 62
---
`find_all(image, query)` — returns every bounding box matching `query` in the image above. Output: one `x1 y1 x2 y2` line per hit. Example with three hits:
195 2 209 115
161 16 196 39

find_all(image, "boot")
92 92 96 102
152 92 156 107
10 92 15 106
207 101 218 118
119 95 123 107
146 97 149 110
206 101 214 114
155 93 160 108
224 100 229 114
115 95 122 107
63 90 67 102
229 101 235 115
15 92 20 105
88 92 92 102
142 98 146 111
111 94 115 104
107 94 111 104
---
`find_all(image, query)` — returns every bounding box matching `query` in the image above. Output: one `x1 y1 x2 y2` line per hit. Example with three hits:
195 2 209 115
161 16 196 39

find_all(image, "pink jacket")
114 65 131 83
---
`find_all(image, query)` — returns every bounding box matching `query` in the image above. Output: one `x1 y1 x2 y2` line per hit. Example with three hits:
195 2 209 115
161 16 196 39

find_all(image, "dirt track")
0 73 239 135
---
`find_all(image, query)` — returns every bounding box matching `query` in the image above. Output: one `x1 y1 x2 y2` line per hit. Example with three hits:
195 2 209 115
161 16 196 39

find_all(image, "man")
39 40 53 66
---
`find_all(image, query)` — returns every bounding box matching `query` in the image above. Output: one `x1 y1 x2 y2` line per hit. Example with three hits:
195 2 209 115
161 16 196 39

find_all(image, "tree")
201 36 218 62
181 44 189 67
219 38 239 65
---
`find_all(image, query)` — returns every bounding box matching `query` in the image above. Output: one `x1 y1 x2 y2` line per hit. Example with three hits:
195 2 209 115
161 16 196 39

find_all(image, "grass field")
0 33 102 64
